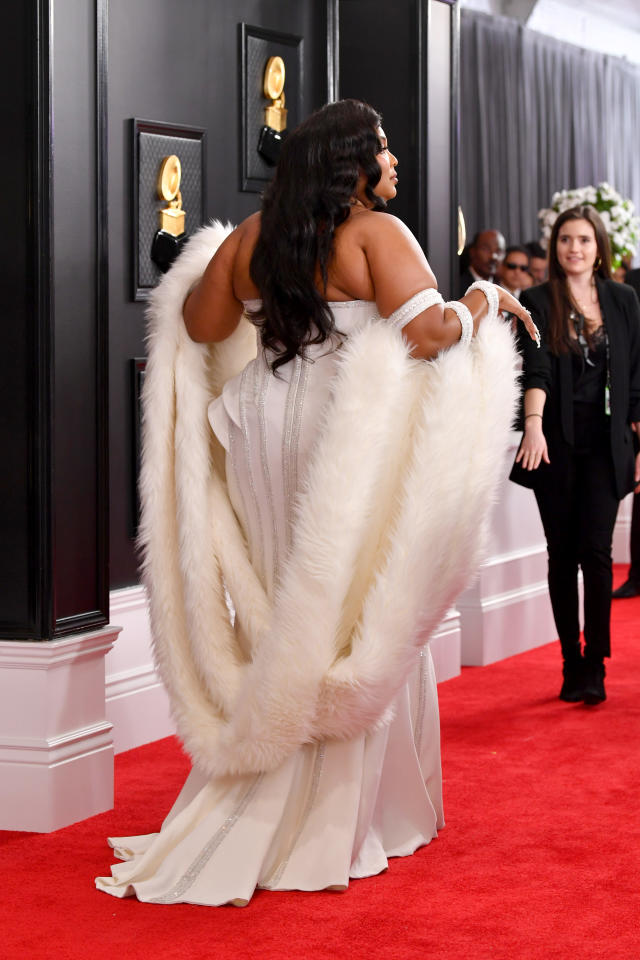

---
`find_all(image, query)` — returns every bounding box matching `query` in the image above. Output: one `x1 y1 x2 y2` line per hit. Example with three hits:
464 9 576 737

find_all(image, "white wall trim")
613 493 632 565
0 626 119 832
427 607 462 683
106 662 163 702
0 721 113 766
110 583 149 616
469 577 550 612
106 585 175 755
0 632 115 668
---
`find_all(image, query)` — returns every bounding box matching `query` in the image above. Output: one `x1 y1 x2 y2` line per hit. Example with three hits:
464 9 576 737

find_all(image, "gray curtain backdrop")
460 10 640 257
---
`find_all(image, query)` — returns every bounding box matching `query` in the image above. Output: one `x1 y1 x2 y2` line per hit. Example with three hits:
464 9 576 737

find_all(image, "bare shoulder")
229 212 261 299
348 209 415 242
351 211 436 315
214 211 260 259
199 212 261 293
237 211 261 241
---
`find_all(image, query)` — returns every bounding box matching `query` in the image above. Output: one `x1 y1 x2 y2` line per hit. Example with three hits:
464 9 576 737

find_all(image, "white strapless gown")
96 300 444 906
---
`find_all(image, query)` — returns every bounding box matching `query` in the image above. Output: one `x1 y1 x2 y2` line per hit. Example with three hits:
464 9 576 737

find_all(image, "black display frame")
238 23 303 192
131 118 207 301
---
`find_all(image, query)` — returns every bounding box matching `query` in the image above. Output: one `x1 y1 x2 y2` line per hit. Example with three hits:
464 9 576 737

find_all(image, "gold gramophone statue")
151 155 187 273
258 56 288 166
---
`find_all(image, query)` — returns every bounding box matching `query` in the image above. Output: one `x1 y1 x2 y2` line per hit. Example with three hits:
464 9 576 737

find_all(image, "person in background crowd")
497 245 531 331
497 245 531 298
525 241 548 285
612 488 640 598
459 229 505 296
510 205 640 706
613 265 640 598
624 265 640 297
612 258 630 284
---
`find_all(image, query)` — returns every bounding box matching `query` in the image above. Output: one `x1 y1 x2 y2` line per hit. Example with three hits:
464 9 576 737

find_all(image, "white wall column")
0 626 120 832
427 608 462 683
106 586 175 755
457 435 557 666
613 492 633 565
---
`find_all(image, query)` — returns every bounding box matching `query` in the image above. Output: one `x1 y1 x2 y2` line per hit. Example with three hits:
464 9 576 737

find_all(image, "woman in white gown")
96 100 536 906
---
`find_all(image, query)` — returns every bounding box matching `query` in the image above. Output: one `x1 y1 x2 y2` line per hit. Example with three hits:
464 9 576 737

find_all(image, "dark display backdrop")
108 0 328 588
133 123 206 297
239 24 303 191
3 0 459 635
338 0 459 299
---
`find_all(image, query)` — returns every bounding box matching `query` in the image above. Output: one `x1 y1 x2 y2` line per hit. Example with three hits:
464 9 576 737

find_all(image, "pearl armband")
444 300 473 347
465 280 500 322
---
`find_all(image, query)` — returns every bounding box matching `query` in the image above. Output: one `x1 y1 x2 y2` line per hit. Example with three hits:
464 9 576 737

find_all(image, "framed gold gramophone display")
131 118 206 301
239 24 303 192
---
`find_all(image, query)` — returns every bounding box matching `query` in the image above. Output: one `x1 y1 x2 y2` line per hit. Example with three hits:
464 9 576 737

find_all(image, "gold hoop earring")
593 256 602 272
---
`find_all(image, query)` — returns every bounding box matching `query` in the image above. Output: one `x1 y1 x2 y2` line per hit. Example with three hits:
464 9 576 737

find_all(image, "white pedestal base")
458 549 557 666
613 493 633 564
0 626 120 832
458 440 558 666
106 586 175 754
427 608 462 683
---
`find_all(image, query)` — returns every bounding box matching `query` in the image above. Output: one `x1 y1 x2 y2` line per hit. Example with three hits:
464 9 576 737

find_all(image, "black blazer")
626 268 640 300
510 278 640 499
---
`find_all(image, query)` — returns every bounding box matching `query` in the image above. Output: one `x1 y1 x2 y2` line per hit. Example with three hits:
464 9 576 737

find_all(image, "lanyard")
570 311 611 416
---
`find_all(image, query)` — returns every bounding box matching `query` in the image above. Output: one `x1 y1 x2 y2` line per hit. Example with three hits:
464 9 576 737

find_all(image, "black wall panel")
0 0 54 639
1 0 37 633
2 0 458 635
339 0 420 241
107 0 328 587
338 0 458 298
52 0 103 623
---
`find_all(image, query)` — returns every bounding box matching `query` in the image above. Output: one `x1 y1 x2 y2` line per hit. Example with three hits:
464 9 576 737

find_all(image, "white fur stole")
139 221 519 777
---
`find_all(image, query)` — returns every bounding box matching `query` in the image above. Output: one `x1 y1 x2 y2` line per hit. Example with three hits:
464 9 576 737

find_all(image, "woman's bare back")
230 207 434 306
184 208 536 357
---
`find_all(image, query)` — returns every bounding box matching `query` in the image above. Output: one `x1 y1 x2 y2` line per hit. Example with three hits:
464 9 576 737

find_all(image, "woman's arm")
513 287 554 470
515 387 550 470
361 213 537 359
183 221 251 343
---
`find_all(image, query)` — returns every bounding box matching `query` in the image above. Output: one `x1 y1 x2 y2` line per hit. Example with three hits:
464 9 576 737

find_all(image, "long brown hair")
547 205 612 355
249 100 386 372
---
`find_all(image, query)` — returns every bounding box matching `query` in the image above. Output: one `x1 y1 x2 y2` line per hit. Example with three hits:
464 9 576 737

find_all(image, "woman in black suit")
511 205 640 704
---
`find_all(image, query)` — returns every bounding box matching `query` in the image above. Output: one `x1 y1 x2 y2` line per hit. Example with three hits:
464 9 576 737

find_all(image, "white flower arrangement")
538 183 640 269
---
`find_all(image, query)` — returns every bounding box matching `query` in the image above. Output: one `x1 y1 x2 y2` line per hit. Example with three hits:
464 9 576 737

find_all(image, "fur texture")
139 221 519 777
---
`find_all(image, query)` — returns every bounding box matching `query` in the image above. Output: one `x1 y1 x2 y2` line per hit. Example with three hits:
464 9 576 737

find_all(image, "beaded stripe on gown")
95 294 445 906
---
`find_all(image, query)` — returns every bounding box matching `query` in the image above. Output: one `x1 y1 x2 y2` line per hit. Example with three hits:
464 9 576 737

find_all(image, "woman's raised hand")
498 288 540 346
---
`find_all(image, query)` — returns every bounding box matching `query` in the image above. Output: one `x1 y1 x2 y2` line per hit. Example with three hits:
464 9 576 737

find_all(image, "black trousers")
534 445 619 662
628 491 640 585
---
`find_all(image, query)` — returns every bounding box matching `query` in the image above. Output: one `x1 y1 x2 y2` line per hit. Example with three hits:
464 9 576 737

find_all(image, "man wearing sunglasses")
497 245 531 299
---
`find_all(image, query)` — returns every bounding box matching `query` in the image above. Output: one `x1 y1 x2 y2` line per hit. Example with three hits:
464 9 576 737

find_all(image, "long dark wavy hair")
249 99 386 372
546 205 612 355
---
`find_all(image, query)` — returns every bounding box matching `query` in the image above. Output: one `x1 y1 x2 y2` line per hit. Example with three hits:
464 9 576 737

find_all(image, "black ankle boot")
559 659 585 702
583 660 606 705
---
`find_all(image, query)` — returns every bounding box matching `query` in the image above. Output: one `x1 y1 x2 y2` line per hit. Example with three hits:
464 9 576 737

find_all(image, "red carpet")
2 566 639 960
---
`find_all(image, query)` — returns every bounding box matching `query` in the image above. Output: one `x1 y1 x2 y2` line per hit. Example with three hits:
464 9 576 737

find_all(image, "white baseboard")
0 628 119 831
459 581 557 666
427 608 462 683
107 586 175 754
458 544 557 666
613 493 632 565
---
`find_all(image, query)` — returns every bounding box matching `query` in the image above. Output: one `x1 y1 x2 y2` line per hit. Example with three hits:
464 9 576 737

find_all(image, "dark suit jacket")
510 278 640 499
458 268 476 298
626 268 640 300
457 269 500 299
